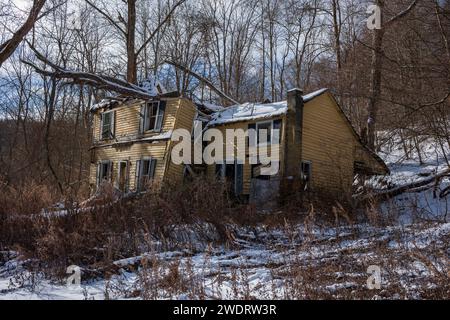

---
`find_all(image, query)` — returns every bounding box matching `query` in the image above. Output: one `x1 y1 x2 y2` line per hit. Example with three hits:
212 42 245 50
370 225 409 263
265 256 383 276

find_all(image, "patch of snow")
208 88 328 126
201 102 225 112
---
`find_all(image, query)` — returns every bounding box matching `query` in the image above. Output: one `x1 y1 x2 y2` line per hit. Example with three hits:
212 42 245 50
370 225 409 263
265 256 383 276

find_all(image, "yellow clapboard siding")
90 98 197 191
302 93 355 192
164 98 197 185
92 142 169 191
92 98 180 143
204 118 284 195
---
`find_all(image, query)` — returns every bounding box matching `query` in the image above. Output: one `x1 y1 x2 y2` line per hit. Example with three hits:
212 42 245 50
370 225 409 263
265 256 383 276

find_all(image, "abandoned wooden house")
89 88 389 201
89 92 197 192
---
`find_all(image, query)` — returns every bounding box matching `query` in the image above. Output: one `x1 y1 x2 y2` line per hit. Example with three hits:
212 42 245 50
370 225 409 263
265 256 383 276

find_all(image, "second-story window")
252 119 282 145
256 121 272 144
143 101 165 132
101 110 115 140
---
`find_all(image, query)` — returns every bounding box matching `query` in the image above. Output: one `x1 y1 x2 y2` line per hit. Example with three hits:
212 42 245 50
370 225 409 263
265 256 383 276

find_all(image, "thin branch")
136 0 187 56
85 0 127 36
384 0 419 28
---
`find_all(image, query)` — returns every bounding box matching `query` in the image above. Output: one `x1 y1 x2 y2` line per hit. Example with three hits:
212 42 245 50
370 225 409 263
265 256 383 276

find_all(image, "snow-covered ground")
1 221 448 300
370 135 450 224
0 135 449 300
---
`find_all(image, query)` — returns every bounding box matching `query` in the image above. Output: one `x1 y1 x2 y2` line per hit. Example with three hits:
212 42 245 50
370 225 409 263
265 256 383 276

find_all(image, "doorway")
117 161 129 192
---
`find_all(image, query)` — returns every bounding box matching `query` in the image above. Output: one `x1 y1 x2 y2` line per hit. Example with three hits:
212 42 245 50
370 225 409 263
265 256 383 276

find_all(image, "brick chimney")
281 88 304 197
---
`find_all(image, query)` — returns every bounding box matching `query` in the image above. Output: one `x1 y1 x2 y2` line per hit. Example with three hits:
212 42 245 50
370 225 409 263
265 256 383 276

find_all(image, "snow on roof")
91 98 118 111
201 102 225 112
90 76 167 111
208 88 328 126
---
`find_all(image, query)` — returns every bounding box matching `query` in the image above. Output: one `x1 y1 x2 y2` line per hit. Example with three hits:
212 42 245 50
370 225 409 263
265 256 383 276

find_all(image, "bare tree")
0 0 47 67
366 0 419 149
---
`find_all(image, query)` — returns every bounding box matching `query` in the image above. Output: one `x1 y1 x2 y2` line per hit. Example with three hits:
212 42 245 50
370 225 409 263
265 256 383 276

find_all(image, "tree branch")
22 46 156 100
165 59 239 105
0 0 46 67
136 0 187 56
85 0 127 36
384 0 419 28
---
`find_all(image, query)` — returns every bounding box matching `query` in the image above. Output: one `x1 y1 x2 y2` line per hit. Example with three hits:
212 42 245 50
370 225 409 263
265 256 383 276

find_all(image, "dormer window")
143 101 165 132
101 110 115 140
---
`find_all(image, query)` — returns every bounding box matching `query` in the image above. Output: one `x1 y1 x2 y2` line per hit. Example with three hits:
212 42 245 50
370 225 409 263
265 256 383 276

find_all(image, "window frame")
301 160 312 189
143 101 162 132
98 160 112 187
100 110 114 140
256 120 273 145
137 157 157 190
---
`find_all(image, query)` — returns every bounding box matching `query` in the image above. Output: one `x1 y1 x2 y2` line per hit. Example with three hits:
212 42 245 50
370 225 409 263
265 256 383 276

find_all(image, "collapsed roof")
208 88 328 126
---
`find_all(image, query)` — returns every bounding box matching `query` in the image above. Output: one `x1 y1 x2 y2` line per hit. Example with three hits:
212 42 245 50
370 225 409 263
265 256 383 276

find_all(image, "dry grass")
0 176 448 300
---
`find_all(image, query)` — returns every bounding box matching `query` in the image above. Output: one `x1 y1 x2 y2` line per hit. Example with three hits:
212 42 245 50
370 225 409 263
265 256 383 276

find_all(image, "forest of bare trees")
0 0 449 198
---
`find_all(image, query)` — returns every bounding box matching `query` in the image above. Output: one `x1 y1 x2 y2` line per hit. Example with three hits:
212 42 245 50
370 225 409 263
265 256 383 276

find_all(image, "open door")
117 161 129 192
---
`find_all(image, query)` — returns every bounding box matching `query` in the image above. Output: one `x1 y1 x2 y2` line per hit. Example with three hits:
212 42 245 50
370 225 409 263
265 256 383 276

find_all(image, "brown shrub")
1 176 252 274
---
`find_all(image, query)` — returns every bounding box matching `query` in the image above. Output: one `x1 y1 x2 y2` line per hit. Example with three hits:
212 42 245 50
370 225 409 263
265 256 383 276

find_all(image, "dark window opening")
301 161 312 190
101 111 114 139
138 158 156 190
144 102 164 132
257 121 272 144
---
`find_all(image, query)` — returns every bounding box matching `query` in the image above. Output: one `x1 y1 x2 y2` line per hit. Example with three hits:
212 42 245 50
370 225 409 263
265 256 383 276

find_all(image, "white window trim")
143 101 161 132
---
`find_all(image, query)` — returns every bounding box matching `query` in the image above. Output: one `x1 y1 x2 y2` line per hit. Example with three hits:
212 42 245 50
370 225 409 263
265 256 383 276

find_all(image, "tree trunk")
367 0 385 150
0 0 46 67
126 0 137 84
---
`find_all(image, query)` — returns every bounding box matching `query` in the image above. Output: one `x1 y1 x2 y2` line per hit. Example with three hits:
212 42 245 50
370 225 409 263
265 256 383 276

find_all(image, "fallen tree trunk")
358 168 450 201
22 44 156 100
164 60 240 105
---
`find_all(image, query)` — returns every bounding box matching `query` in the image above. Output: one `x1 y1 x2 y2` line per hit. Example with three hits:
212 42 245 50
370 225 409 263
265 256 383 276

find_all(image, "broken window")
143 102 165 132
136 158 157 191
97 161 112 186
256 121 272 144
101 111 115 140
